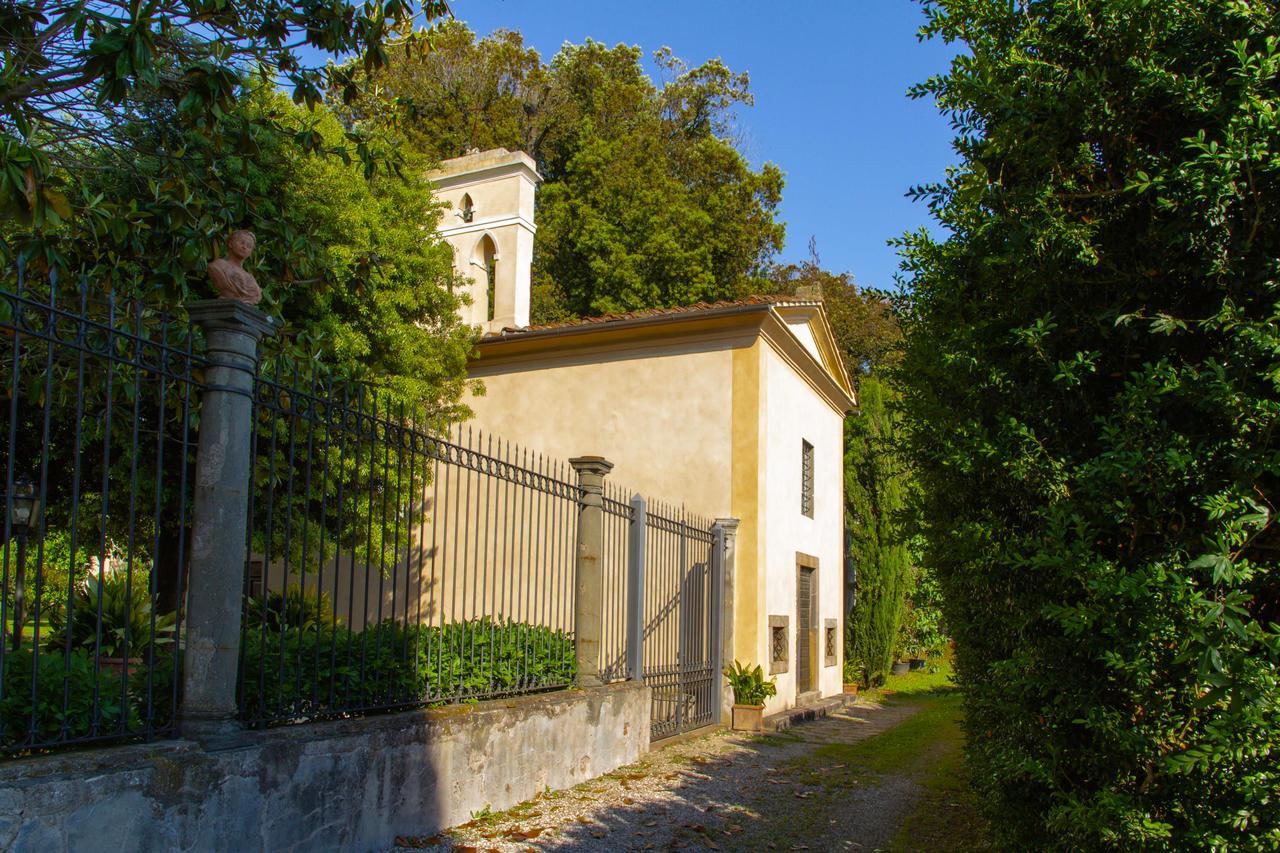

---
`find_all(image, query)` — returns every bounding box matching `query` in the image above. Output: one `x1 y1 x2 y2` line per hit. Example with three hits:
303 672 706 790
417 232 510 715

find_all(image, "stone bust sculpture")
207 230 262 305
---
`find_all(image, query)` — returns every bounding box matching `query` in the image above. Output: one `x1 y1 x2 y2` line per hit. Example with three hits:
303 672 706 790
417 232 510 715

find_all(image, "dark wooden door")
797 566 816 693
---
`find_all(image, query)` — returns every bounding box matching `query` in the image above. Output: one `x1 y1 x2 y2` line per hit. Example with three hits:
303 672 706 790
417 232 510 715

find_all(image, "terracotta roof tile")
483 294 821 338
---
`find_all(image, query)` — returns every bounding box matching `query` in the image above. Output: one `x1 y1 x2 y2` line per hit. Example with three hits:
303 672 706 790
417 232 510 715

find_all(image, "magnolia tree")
0 0 450 228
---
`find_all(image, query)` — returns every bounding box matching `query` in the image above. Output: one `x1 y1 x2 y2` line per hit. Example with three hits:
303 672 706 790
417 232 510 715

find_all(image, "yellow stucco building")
432 149 856 717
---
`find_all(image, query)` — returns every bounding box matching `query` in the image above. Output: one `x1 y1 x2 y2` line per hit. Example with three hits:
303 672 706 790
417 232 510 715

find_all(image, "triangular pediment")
770 303 857 407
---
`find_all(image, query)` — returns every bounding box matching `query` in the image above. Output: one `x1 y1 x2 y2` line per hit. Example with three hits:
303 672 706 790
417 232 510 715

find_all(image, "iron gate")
640 503 724 740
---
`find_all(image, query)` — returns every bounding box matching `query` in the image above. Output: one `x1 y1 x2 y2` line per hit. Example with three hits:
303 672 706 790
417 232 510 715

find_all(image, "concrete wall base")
0 681 650 852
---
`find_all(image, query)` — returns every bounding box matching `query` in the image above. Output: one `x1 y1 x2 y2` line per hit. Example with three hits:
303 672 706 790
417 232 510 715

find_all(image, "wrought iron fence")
237 364 583 726
0 263 730 752
0 263 201 756
600 483 634 683
642 502 721 740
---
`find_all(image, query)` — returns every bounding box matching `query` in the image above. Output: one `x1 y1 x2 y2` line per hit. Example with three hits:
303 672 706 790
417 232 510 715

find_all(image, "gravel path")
389 697 926 852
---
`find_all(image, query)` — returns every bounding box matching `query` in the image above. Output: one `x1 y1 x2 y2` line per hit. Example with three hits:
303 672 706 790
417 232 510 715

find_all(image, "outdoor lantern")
8 479 39 536
7 479 39 652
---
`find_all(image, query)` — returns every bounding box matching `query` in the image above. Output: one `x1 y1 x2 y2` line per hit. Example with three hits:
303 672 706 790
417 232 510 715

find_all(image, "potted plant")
723 660 776 732
47 571 177 675
841 659 860 696
891 649 910 676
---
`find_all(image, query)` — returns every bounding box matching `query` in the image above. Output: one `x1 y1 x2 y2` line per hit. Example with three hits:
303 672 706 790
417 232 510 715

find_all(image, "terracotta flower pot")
731 703 765 733
842 682 860 696
98 657 143 677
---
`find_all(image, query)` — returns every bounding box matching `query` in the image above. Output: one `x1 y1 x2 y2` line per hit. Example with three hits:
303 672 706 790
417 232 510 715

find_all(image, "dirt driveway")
388 692 982 852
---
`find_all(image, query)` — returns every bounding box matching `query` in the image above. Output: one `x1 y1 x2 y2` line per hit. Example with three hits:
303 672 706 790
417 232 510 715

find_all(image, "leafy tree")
1 88 473 610
897 0 1280 846
344 22 786 320
843 375 912 687
0 0 450 226
764 241 902 376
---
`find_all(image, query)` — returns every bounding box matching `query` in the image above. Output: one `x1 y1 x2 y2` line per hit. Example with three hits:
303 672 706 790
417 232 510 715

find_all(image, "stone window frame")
768 614 789 674
824 618 838 667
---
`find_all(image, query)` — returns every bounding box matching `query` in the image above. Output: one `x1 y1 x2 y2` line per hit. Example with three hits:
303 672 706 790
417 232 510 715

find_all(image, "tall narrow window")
479 235 497 321
801 439 814 518
460 193 475 222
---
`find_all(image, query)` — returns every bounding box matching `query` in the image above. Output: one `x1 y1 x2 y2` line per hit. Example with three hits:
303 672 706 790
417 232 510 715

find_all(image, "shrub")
244 585 341 633
899 0 1280 846
0 649 138 750
237 617 576 724
47 570 177 660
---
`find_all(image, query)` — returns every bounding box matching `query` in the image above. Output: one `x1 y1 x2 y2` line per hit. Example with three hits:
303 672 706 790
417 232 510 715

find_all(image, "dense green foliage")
1 0 448 227
844 376 913 687
0 649 138 750
898 0 1280 845
239 608 576 723
345 22 785 320
898 560 947 660
2 87 475 607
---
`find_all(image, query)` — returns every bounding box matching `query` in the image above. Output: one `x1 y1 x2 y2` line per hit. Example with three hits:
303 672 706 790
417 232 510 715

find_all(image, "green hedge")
898 0 1280 846
238 616 576 723
0 648 179 752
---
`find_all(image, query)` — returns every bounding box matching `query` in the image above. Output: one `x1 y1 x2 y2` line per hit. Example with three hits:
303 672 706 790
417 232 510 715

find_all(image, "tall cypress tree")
844 376 911 686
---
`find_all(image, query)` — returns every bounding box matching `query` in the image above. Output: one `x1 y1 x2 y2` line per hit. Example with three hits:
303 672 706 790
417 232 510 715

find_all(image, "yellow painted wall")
467 342 738 517
729 340 763 669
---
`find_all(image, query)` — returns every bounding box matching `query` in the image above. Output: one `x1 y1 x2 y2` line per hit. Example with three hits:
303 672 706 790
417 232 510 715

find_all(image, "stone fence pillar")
181 299 276 742
569 456 613 688
626 494 647 682
714 517 739 724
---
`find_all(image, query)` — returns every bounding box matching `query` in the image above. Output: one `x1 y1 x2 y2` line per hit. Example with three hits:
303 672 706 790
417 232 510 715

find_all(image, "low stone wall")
0 681 650 852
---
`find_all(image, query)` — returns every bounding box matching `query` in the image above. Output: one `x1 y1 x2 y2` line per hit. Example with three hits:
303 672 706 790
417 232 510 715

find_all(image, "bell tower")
428 148 540 334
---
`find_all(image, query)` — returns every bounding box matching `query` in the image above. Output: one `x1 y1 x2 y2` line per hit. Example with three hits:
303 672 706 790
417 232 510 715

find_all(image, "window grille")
801 439 814 518
768 614 789 674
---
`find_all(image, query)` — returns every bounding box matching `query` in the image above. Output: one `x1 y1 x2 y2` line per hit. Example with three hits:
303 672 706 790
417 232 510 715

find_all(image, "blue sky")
447 1 960 291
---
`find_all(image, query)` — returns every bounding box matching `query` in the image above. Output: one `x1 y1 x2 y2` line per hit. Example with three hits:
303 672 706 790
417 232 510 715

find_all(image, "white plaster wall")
783 317 822 365
758 343 845 712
